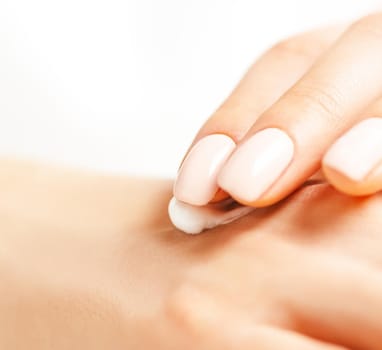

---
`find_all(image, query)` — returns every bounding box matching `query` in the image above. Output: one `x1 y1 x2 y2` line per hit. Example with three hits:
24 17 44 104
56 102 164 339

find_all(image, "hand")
174 14 382 208
1 160 382 349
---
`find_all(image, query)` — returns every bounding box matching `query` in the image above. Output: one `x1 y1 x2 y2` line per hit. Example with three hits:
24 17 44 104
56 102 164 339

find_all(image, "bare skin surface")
0 159 382 349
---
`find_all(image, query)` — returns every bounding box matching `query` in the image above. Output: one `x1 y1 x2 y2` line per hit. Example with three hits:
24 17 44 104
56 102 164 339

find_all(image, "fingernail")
174 134 235 206
323 117 382 181
218 128 294 203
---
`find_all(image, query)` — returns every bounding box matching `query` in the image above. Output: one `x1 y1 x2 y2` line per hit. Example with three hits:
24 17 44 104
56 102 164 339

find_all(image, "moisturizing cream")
168 197 255 234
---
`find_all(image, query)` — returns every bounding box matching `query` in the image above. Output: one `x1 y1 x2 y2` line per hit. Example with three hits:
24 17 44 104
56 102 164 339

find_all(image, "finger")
284 252 382 350
237 326 349 350
323 115 382 196
173 26 346 206
166 284 348 350
218 13 382 207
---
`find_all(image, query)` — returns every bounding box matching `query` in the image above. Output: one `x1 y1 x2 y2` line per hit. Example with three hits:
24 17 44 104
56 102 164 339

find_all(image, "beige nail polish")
218 128 294 203
174 134 235 206
324 118 382 181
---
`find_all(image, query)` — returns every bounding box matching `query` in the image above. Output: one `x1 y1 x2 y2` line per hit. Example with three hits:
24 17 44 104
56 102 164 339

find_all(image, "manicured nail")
174 134 235 206
218 128 294 203
323 117 382 181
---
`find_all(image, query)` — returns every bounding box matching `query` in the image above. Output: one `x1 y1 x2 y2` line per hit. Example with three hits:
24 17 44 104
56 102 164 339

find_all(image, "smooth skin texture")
175 13 382 208
2 159 382 349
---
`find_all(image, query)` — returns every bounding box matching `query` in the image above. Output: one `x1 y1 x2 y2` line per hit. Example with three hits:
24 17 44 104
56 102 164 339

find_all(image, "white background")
0 0 380 177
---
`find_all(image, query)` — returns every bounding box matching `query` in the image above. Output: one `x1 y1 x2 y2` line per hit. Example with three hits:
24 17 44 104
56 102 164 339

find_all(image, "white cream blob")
168 197 255 234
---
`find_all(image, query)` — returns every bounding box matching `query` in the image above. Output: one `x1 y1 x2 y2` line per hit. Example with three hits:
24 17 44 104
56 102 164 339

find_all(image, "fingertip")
219 190 281 208
174 134 236 206
323 164 382 196
322 117 382 196
217 128 295 207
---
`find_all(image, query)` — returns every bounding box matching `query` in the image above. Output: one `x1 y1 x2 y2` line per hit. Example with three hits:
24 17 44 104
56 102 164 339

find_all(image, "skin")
1 159 382 349
185 13 382 204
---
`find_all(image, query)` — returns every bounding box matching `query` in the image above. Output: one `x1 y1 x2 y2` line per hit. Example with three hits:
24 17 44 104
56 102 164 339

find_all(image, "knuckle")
288 82 345 126
350 12 382 39
164 283 219 343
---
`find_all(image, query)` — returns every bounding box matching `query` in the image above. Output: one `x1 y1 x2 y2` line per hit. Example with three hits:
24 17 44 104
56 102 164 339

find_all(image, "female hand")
1 160 382 349
174 13 382 208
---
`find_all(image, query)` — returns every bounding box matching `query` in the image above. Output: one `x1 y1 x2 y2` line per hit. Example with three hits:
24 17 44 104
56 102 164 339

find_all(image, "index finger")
174 26 344 206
